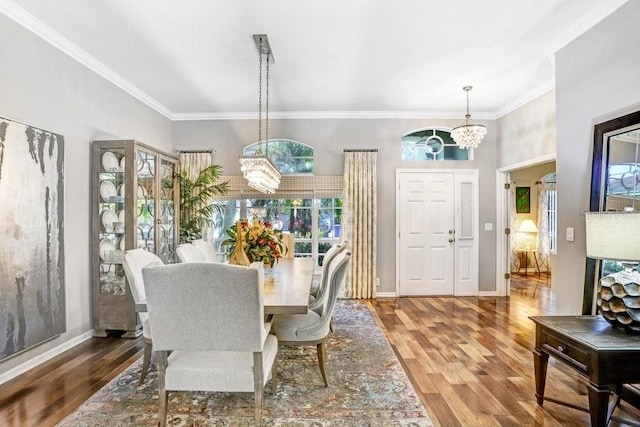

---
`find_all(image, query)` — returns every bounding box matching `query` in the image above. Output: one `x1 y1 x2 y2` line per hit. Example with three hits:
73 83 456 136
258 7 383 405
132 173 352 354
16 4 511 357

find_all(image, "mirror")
585 110 640 314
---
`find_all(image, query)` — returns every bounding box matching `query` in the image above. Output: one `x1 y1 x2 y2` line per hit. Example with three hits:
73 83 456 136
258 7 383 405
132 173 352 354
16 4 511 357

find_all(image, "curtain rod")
178 149 216 154
343 149 379 152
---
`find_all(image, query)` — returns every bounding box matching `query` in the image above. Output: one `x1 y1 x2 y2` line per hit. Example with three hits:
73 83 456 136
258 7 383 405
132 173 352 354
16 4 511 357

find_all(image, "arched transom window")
402 128 469 161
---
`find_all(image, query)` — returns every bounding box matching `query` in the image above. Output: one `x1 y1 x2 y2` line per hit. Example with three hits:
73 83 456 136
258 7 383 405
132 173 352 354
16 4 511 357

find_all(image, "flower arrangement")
222 218 288 267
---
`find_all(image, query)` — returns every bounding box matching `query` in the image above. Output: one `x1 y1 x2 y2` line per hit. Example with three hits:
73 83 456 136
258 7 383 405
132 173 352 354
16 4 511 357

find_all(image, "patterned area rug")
58 300 432 426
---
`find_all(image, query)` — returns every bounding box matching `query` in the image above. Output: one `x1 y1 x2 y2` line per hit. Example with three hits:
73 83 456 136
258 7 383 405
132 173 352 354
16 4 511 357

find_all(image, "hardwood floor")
1 272 639 426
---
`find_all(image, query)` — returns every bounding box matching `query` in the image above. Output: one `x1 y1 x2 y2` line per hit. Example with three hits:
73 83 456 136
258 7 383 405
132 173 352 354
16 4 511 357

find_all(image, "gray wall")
173 117 499 293
497 89 557 168
554 0 640 314
0 15 172 374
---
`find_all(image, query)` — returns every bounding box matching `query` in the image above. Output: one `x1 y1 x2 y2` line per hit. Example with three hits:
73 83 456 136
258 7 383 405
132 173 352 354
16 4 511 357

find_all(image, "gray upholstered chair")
142 262 278 427
309 241 347 302
191 238 218 262
122 248 164 385
176 242 206 263
271 250 351 386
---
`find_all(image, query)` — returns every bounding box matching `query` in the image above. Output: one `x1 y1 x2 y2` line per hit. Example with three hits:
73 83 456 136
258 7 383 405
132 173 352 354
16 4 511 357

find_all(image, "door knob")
448 238 455 243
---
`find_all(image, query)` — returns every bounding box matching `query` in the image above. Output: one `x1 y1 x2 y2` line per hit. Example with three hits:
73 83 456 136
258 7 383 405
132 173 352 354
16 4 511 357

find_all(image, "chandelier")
450 86 487 149
239 34 281 194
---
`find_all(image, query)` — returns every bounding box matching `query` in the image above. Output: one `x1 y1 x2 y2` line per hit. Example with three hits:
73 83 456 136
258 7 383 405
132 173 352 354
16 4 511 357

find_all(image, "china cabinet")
91 140 178 337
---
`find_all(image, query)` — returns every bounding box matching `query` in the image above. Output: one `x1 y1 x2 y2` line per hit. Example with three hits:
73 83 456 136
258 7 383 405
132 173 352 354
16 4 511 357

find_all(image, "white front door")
396 169 479 296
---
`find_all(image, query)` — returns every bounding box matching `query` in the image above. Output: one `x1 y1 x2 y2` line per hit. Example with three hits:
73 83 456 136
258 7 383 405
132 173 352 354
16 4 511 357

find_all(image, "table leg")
533 252 541 276
533 348 548 405
587 382 610 427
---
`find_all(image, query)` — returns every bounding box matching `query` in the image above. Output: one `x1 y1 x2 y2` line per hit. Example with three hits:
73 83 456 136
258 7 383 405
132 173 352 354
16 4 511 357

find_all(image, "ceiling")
2 0 629 120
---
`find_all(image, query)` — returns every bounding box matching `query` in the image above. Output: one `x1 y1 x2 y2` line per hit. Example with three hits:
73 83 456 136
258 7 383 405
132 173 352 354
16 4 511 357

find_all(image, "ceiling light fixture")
450 86 487 149
239 34 281 194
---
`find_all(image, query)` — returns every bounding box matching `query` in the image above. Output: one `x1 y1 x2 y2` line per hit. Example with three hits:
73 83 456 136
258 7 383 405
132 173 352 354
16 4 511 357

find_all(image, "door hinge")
504 273 511 279
505 228 511 235
504 182 511 190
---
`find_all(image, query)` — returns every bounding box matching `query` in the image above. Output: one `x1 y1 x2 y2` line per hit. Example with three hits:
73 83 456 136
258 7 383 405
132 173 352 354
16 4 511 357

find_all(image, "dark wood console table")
530 315 640 426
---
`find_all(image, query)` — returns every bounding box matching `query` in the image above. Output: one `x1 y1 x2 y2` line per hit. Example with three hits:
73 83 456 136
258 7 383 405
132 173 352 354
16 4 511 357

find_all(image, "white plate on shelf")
99 238 116 261
99 180 117 202
101 151 119 171
120 156 125 171
118 210 125 223
119 237 126 251
101 208 118 229
118 183 125 197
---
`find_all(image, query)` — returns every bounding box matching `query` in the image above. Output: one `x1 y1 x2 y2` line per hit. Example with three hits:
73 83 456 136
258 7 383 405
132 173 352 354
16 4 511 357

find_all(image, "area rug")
58 300 432 426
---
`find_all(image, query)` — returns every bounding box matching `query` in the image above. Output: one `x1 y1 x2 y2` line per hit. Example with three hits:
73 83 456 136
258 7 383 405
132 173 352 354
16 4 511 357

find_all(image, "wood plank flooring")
1 272 639 426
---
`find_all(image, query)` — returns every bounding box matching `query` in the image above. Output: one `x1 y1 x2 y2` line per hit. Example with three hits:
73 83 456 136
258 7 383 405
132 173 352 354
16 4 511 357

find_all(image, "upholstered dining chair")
142 262 278 427
271 250 351 387
310 241 347 300
122 248 164 385
191 238 218 262
176 242 206 263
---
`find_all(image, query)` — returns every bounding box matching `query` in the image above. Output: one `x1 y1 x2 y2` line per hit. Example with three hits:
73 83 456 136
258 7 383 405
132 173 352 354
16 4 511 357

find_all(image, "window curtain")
509 181 519 272
342 150 377 299
179 151 214 240
536 174 556 271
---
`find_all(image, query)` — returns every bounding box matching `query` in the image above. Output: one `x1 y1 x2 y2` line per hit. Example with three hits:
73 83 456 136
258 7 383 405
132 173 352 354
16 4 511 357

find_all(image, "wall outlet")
484 223 493 231
375 278 380 288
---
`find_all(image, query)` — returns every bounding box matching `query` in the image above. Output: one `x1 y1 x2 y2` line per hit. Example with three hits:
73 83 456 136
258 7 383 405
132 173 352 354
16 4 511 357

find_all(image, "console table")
530 315 640 426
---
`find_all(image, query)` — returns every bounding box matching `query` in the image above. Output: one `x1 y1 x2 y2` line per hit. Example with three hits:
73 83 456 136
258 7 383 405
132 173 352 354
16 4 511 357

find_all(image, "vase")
228 221 251 267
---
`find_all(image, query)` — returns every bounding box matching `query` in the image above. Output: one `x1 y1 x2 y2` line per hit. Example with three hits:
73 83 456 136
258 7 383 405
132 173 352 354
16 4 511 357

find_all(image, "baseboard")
479 291 498 297
0 330 93 385
375 292 397 298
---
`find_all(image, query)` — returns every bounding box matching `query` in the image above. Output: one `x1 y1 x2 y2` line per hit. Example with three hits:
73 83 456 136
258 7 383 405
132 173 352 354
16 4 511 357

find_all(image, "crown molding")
545 0 630 66
495 79 555 119
0 0 174 119
172 110 497 121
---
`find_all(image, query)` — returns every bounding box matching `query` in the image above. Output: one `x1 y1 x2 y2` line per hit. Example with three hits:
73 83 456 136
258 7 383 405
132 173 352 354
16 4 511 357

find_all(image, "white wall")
0 14 172 375
555 0 640 314
173 117 499 293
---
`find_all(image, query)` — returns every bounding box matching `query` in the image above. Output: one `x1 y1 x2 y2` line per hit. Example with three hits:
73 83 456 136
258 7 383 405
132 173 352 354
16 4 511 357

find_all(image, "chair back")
123 248 163 304
312 241 347 305
314 250 351 317
176 243 206 263
191 239 218 262
142 262 266 352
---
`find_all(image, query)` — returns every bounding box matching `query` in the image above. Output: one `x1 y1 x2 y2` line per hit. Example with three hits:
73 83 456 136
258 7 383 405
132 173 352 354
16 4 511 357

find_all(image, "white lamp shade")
517 219 538 233
585 212 640 261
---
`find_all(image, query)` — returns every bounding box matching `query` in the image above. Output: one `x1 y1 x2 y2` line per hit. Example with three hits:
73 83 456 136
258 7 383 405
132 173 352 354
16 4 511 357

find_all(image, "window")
211 197 342 262
244 139 313 174
547 188 557 252
402 128 469 161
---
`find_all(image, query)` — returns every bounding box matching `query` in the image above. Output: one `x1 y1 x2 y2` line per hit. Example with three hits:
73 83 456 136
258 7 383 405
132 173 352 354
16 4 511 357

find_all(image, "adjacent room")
1 1 640 425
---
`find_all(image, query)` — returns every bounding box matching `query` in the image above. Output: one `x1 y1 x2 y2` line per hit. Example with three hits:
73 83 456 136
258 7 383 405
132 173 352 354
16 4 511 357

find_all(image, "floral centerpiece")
222 218 288 267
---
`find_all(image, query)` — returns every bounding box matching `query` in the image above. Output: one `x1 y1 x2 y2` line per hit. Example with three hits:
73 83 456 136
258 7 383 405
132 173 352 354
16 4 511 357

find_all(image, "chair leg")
157 351 169 427
139 337 152 385
271 350 278 393
253 352 264 426
316 341 328 387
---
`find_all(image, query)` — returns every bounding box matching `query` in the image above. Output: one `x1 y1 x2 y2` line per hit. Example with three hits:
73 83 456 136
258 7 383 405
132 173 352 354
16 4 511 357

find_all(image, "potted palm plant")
179 164 229 243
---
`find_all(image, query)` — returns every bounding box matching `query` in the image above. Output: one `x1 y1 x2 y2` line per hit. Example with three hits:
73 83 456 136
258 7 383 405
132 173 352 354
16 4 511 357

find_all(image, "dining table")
135 257 316 316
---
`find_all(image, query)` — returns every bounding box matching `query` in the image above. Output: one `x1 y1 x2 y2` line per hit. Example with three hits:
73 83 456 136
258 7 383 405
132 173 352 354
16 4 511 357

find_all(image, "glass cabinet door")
136 150 156 253
158 158 176 263
97 147 126 295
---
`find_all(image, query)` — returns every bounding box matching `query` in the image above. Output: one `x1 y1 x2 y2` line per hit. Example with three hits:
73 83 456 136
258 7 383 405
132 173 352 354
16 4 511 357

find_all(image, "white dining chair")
271 250 351 386
191 239 218 262
122 248 164 385
310 241 347 299
142 261 277 426
176 243 206 263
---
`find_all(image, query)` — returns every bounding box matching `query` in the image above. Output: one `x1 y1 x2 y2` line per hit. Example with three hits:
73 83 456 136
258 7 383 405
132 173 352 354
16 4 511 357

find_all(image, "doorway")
496 155 556 296
396 169 479 296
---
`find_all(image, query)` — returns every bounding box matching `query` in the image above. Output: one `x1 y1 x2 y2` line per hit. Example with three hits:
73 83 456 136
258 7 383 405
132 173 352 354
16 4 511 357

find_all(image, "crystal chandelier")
450 86 487 149
239 34 281 194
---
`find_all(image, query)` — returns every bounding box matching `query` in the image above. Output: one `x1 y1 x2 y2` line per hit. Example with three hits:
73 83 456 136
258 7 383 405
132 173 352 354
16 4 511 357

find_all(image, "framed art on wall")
0 116 65 362
516 186 531 213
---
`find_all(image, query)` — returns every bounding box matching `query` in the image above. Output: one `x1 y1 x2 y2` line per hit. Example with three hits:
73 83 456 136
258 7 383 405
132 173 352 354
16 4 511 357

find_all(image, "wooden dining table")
135 257 316 316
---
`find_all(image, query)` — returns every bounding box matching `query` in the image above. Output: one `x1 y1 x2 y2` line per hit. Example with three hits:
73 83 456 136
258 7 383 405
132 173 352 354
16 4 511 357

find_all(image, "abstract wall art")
0 116 65 362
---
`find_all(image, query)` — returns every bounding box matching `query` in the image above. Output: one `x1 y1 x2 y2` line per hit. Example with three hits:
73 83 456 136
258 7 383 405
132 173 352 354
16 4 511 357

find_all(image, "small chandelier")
239 34 281 194
450 86 487 149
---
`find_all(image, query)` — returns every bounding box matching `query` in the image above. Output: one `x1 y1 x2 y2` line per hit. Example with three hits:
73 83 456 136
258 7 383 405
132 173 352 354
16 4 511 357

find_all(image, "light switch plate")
484 223 493 231
566 227 574 242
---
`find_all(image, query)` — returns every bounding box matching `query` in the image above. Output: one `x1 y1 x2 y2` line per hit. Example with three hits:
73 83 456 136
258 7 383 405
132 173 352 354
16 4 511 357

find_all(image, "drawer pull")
557 345 565 353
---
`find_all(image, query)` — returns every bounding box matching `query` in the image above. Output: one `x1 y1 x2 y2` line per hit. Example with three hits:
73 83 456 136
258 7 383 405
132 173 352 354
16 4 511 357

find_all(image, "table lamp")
518 219 538 250
585 211 640 333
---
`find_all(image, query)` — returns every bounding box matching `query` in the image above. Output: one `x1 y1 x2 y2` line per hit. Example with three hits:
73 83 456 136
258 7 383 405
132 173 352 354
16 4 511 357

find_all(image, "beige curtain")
179 151 214 240
342 150 377 299
179 151 214 182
